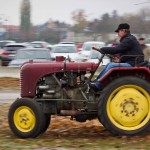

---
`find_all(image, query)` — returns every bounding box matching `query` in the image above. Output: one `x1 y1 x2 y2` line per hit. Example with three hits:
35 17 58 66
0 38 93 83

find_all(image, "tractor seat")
137 60 149 67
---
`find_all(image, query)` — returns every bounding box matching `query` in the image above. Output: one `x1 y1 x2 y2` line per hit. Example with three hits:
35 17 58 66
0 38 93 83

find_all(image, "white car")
51 44 79 61
59 41 75 44
86 50 110 66
146 43 150 47
78 41 106 60
31 41 50 48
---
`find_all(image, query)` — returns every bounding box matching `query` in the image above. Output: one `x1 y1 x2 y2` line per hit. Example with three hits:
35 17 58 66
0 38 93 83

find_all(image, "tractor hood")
20 61 98 97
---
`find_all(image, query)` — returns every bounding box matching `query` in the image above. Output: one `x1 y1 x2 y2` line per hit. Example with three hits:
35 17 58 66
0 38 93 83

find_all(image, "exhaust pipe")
60 110 82 116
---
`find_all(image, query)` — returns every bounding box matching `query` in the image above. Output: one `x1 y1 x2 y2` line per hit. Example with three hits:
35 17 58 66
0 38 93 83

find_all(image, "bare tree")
71 9 87 33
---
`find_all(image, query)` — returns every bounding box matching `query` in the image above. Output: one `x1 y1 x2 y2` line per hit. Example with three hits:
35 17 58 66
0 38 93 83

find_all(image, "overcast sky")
0 0 149 25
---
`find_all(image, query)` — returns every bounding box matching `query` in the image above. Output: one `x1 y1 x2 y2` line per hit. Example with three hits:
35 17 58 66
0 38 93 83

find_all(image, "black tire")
8 98 45 138
41 114 51 133
98 76 150 136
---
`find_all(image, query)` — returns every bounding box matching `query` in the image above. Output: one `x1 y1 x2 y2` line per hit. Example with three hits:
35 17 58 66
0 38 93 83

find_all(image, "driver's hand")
92 46 100 51
112 57 120 63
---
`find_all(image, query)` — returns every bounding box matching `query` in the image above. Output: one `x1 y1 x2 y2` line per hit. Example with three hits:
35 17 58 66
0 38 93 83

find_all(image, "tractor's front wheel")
8 98 45 138
41 114 51 133
98 76 150 136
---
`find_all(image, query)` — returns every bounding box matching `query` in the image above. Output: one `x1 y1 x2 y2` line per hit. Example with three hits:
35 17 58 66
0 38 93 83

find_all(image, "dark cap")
115 23 130 32
138 37 145 40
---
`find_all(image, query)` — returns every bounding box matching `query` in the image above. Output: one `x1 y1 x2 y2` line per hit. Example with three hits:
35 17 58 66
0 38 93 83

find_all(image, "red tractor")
8 53 150 138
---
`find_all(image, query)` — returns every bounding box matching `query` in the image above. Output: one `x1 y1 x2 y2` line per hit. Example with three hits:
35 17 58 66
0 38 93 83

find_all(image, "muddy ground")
1 77 150 150
0 77 20 90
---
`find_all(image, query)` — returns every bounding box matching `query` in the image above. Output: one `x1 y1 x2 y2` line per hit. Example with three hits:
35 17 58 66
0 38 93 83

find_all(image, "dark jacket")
101 34 144 66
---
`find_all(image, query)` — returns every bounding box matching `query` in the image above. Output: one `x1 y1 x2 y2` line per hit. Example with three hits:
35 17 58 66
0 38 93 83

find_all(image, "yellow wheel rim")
14 106 36 132
107 85 150 130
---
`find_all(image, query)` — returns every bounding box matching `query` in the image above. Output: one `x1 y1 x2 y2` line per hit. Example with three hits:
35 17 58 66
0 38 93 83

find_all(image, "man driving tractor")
89 23 144 91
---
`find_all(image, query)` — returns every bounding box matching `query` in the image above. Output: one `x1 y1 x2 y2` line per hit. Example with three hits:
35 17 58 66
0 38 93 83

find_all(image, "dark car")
0 43 32 66
0 40 16 48
0 48 11 66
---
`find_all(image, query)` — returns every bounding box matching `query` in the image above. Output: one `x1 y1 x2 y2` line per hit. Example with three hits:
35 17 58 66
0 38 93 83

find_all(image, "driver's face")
118 29 127 38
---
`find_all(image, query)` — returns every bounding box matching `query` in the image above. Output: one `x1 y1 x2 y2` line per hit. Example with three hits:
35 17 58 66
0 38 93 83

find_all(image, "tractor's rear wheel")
8 98 45 138
98 76 150 136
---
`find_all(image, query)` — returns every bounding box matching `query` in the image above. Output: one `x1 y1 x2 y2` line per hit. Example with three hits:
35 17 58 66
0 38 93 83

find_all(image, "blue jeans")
95 62 132 89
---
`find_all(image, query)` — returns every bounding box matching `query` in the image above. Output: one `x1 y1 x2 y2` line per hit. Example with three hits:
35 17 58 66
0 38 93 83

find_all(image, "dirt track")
1 77 150 149
0 77 19 90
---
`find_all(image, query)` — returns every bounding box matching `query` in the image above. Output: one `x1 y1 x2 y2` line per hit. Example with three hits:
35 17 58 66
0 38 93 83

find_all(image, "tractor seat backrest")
136 60 149 67
137 60 148 67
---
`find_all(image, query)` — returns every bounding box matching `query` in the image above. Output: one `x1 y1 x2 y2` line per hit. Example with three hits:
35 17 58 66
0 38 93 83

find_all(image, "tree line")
19 0 150 43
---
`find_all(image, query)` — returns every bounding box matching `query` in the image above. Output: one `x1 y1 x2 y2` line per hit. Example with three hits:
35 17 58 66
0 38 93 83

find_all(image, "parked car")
85 50 110 65
0 40 16 48
3 42 32 59
78 41 106 59
51 43 79 61
31 41 50 48
107 41 119 47
0 42 31 66
146 43 150 47
47 44 53 50
59 41 75 44
76 42 83 52
59 42 83 52
0 48 12 66
8 48 52 67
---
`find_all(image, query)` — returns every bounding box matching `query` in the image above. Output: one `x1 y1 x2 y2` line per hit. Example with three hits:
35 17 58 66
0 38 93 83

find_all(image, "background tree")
89 10 119 34
37 28 60 43
20 0 32 40
137 8 150 34
71 9 87 33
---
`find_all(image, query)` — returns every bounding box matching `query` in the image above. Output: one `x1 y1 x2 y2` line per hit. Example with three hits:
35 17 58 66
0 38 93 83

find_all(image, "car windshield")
16 50 50 59
82 43 105 51
52 46 76 53
31 43 43 48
